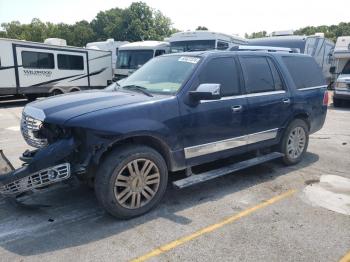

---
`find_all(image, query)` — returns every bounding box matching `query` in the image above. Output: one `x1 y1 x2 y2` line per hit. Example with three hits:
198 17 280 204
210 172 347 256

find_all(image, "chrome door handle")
231 105 242 112
282 98 291 104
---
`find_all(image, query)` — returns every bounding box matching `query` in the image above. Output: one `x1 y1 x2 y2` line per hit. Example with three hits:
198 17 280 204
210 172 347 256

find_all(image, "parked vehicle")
248 34 334 84
0 50 328 219
330 36 350 107
0 38 113 100
86 39 129 77
168 30 247 53
115 41 170 80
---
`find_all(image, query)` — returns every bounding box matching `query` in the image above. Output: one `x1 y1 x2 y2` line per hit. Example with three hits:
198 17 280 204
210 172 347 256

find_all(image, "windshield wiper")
122 85 153 97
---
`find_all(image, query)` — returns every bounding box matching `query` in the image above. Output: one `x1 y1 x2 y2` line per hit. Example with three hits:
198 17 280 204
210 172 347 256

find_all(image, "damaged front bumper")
0 137 77 197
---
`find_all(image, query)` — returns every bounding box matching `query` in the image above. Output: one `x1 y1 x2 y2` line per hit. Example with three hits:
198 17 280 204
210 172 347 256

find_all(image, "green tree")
245 31 267 39
196 26 208 30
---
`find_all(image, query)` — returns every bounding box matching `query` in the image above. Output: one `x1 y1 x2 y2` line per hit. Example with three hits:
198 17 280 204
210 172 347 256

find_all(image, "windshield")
170 40 216 53
117 50 154 69
118 55 200 94
342 60 350 74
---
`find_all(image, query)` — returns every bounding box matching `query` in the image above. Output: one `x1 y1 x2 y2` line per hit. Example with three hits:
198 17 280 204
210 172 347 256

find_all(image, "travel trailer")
0 38 113 100
86 39 129 76
248 34 335 83
115 41 170 79
168 30 247 53
331 36 350 106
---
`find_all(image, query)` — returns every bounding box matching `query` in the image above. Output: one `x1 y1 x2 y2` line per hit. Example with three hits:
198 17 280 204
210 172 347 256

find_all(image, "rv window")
22 51 54 69
342 60 350 74
199 57 241 96
240 56 276 93
282 56 326 89
58 54 84 70
217 41 229 50
155 50 166 57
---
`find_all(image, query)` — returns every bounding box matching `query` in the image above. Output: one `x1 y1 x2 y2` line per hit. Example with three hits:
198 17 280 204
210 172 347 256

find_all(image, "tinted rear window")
240 56 276 93
282 56 326 89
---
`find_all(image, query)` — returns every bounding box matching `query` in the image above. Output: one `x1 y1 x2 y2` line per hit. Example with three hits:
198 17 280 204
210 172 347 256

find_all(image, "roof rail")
230 45 299 53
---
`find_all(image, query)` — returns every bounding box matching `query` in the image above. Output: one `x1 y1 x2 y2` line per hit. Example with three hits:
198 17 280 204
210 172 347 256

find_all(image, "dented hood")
24 90 156 125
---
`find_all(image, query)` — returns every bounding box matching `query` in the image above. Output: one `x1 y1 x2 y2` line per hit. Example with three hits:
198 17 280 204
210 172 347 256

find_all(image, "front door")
179 56 248 166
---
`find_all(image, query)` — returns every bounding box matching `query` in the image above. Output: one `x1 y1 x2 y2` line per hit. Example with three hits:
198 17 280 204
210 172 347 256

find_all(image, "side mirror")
189 83 221 101
329 66 336 74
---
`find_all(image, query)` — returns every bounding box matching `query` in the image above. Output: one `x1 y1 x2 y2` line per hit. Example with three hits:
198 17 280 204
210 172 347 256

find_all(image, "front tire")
279 119 309 165
94 145 168 219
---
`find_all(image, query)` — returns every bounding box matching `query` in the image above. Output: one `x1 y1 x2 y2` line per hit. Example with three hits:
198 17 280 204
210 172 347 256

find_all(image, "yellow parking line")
130 189 296 262
340 250 350 262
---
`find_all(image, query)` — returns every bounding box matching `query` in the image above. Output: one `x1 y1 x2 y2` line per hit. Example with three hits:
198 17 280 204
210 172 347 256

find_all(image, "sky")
0 0 349 37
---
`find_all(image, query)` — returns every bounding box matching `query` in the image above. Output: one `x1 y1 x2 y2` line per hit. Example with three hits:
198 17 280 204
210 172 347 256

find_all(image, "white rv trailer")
331 36 350 104
0 38 113 100
115 41 170 79
86 39 129 76
168 31 247 53
332 36 350 71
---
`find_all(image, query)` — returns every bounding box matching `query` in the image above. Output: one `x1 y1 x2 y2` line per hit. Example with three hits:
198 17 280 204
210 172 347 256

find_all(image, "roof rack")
230 45 298 53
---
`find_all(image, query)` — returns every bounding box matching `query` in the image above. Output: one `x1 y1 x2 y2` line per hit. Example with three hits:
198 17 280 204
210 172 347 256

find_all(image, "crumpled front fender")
0 137 77 186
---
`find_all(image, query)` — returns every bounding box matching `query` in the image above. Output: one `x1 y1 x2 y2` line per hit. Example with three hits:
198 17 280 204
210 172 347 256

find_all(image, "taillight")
323 91 329 106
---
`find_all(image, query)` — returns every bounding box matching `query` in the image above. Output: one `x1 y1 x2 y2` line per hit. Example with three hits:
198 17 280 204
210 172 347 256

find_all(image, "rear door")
238 55 291 144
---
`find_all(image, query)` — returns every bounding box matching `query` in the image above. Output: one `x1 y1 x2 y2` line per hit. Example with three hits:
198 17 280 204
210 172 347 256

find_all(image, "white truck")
331 36 350 107
168 30 247 53
115 41 170 80
0 38 113 100
86 39 129 77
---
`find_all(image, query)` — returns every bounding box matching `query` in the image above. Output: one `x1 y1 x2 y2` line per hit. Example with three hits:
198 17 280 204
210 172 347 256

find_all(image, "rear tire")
51 89 64 96
94 145 168 219
333 98 342 107
279 119 309 165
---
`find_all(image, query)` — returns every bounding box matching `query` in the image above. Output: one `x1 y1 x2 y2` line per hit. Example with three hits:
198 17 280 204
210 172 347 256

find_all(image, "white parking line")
5 126 20 132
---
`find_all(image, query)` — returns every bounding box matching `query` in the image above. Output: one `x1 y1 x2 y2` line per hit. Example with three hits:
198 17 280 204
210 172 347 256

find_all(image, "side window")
240 56 275 93
58 54 84 70
116 48 119 55
155 50 166 57
267 58 284 90
22 51 54 69
282 56 326 89
217 41 229 50
198 57 241 96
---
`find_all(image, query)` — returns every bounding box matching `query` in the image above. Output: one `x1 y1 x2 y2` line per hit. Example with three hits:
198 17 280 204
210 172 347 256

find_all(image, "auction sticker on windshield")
178 57 200 64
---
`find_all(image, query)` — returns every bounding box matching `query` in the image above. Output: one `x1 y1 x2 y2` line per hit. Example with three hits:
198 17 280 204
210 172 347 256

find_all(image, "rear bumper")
333 92 350 101
0 137 77 196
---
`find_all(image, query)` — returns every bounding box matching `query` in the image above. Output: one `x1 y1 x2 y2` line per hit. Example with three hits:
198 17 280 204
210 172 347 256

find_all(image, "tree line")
0 1 349 46
0 2 177 47
245 22 350 42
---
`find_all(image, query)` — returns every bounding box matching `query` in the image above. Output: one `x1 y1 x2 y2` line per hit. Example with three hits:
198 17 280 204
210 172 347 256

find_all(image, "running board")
173 152 284 189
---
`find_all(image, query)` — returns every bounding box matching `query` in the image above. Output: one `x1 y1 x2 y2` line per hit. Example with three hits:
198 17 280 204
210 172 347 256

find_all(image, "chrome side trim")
298 85 327 91
247 128 278 144
201 90 286 103
184 128 279 159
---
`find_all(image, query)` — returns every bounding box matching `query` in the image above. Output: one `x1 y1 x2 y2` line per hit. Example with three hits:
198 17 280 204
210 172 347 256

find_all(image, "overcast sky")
0 0 349 37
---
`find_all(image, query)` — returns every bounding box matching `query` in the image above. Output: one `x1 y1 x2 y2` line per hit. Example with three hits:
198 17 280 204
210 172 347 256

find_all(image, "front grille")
0 163 71 195
21 113 48 148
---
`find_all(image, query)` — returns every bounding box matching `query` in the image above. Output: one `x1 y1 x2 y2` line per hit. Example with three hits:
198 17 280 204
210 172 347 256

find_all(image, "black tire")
333 98 342 108
51 89 63 96
94 145 168 219
279 119 309 165
26 94 38 102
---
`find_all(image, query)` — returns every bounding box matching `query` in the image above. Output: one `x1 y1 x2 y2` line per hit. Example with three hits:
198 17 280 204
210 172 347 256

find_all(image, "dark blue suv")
0 50 328 218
